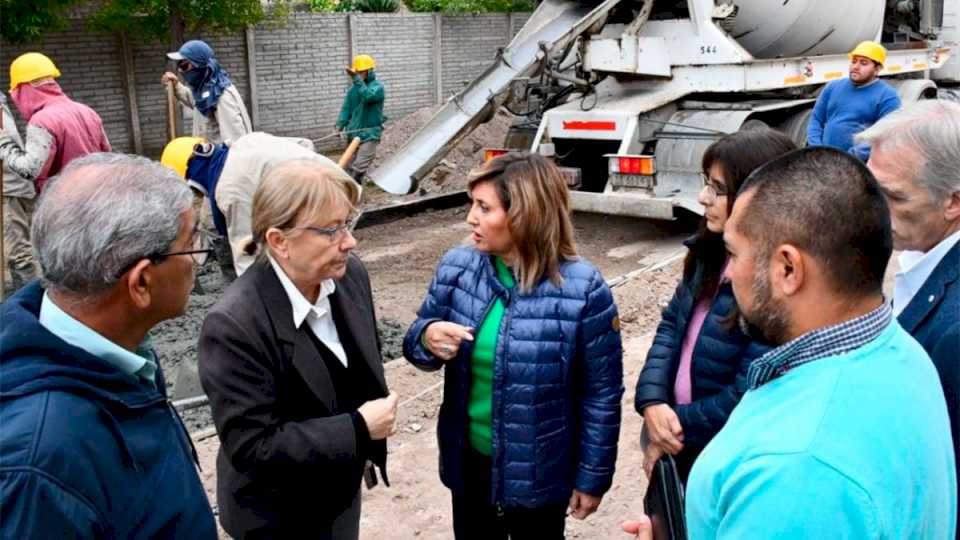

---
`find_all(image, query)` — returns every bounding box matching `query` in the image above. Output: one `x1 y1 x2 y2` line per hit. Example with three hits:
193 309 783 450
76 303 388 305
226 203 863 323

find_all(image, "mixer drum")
722 0 886 59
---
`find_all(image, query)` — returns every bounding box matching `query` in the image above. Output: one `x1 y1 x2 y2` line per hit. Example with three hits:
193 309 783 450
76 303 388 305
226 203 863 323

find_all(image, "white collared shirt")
893 229 960 316
268 254 348 366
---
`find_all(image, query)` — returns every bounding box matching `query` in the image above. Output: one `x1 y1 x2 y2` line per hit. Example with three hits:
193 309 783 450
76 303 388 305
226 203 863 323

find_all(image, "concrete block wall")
2 12 531 158
354 14 436 122
0 20 132 152
440 14 511 99
254 13 351 143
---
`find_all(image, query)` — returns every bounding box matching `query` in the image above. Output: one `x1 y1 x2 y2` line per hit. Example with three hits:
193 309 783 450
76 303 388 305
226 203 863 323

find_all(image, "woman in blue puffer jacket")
404 153 623 540
635 128 796 484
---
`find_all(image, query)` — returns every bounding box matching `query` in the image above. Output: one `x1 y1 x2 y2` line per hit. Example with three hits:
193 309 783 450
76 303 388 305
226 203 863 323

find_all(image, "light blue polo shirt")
39 292 158 387
686 321 957 539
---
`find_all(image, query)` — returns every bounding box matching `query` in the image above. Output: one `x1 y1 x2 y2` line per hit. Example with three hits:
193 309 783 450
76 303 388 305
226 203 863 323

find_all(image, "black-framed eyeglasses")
699 173 729 199
299 212 361 243
115 229 214 278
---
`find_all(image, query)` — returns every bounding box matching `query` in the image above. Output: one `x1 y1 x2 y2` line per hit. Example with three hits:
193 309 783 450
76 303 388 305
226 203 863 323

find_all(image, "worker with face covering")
0 53 111 193
161 40 252 145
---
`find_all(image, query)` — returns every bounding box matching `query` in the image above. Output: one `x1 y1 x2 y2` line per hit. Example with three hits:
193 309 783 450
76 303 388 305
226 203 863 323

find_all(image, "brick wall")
1 12 531 157
354 14 436 121
440 14 511 99
0 20 131 152
254 13 351 144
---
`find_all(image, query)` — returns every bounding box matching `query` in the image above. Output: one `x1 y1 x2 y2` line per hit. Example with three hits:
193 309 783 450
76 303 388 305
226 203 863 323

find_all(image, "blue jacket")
898 240 959 527
635 239 769 449
0 282 216 540
807 77 901 161
403 247 623 508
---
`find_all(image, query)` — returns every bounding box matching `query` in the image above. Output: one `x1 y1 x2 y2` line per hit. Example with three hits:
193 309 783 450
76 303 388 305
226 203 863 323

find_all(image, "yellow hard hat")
9 52 61 92
351 54 375 72
161 137 205 179
848 41 886 66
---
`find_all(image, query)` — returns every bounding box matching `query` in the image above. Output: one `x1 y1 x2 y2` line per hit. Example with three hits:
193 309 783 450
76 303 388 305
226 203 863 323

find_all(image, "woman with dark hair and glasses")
404 152 623 539
198 159 398 540
635 128 797 484
161 40 252 144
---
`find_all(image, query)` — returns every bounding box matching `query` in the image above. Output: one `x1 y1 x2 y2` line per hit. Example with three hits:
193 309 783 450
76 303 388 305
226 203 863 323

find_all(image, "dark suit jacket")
198 255 388 539
898 240 959 526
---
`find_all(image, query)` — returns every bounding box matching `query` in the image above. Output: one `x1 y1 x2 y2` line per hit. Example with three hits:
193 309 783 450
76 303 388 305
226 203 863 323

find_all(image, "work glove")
0 132 19 155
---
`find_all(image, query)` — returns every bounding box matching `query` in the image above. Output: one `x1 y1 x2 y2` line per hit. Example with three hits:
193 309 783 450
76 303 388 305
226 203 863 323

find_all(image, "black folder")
643 454 688 540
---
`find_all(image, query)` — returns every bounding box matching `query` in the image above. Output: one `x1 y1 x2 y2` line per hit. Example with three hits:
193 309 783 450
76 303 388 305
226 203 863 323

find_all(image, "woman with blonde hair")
404 152 624 539
198 159 397 540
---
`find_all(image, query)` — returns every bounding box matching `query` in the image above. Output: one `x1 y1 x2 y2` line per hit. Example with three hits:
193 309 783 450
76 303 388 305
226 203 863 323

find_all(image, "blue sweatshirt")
0 282 217 539
807 77 901 161
686 321 957 539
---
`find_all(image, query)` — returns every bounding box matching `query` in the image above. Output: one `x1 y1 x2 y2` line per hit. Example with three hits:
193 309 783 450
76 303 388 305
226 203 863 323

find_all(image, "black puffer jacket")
634 238 769 449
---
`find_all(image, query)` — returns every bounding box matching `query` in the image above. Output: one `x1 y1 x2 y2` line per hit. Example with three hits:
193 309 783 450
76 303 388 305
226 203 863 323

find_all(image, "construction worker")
2 94 37 298
336 54 385 184
161 132 341 277
161 40 252 144
0 53 110 193
807 41 901 161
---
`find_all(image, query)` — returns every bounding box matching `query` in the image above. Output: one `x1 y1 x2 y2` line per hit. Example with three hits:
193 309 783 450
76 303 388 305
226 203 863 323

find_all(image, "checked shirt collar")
746 301 892 389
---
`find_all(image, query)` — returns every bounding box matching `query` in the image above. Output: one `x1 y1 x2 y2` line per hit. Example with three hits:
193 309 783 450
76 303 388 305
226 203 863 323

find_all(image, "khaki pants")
346 140 378 182
2 196 38 297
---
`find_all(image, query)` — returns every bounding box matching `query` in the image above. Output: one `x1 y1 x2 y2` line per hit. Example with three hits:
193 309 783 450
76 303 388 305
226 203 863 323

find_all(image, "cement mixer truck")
369 0 958 219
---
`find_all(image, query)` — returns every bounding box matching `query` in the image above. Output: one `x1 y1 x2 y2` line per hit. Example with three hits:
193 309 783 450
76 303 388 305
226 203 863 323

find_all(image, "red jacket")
8 82 110 191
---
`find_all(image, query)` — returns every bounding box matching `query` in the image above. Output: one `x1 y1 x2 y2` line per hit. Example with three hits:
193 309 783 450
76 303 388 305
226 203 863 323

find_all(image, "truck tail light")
611 155 655 175
483 148 510 162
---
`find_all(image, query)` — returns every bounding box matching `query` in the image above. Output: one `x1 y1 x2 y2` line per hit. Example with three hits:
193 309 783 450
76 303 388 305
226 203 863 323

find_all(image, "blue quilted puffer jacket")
634 237 770 449
404 246 623 508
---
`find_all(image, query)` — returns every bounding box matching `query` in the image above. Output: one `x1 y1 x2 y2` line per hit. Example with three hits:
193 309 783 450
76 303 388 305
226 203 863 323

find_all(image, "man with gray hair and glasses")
857 99 959 534
0 153 216 539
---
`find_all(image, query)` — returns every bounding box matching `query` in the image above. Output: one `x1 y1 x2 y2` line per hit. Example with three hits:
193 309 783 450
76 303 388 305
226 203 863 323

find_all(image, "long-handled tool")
316 126 382 143
166 80 177 142
338 137 362 168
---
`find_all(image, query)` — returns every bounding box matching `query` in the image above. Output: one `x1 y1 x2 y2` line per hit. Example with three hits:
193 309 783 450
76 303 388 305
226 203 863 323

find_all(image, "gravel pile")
368 106 515 199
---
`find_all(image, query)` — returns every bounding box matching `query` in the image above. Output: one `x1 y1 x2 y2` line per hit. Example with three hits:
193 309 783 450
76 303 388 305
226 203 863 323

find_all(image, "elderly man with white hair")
0 153 216 539
857 99 960 535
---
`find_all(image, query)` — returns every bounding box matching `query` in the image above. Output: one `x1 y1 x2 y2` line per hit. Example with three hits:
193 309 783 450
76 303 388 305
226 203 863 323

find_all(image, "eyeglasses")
177 60 192 72
299 212 361 243
699 173 729 199
115 229 214 278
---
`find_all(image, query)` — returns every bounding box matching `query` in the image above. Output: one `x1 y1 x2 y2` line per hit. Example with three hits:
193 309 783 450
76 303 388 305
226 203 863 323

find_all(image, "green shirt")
468 257 515 456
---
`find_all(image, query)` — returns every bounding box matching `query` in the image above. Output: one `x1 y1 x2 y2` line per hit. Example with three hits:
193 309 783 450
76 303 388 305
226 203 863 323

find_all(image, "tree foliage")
407 0 535 13
0 0 80 44
1 0 291 45
306 0 399 13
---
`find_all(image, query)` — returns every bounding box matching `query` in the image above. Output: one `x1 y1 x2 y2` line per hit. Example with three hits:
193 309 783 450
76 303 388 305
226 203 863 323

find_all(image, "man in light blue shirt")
684 148 956 539
39 291 159 385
